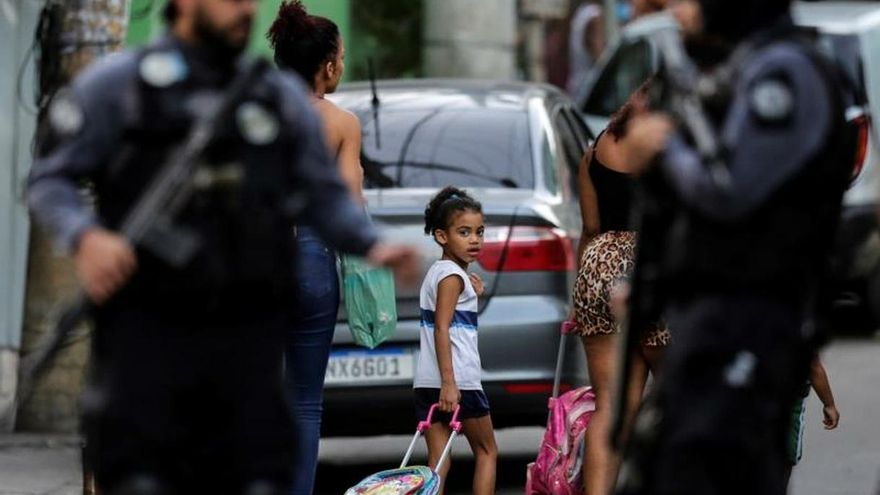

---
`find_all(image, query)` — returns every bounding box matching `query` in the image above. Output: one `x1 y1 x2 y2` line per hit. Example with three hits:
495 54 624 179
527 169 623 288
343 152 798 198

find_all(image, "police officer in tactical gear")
27 1 418 493
618 0 855 493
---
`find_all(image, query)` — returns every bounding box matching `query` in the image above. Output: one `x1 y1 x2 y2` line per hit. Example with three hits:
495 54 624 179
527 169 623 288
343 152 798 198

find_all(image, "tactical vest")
95 45 298 305
664 34 857 304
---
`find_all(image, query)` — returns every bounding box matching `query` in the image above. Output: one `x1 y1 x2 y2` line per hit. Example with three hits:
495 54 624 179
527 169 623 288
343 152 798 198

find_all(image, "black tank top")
588 131 634 233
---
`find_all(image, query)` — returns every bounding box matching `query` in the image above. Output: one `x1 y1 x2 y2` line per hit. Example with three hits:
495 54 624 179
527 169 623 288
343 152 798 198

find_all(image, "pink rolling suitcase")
345 404 461 494
526 321 596 494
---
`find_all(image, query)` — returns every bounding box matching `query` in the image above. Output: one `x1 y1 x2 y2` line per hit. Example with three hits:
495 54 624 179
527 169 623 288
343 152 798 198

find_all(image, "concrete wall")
0 0 40 432
423 0 517 79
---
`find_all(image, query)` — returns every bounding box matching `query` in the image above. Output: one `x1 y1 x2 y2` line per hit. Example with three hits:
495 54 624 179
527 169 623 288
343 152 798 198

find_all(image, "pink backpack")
527 386 596 494
527 321 596 494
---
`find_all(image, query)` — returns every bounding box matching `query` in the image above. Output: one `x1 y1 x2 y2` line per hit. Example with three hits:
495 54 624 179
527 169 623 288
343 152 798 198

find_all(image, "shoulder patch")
749 78 794 124
140 51 188 88
48 90 84 136
236 102 280 145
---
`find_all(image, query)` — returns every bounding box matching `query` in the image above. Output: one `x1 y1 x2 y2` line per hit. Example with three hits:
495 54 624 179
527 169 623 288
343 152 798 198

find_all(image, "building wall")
0 0 41 432
423 0 517 79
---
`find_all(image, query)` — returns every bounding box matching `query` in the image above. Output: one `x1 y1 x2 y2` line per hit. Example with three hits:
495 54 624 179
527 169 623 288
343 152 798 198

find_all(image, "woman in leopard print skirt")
571 79 669 495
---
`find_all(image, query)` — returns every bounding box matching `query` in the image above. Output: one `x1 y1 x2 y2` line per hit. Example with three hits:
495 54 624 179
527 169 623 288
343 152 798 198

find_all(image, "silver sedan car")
321 79 591 435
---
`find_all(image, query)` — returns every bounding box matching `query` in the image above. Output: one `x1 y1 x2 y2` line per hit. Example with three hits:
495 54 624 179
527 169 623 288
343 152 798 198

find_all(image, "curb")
0 434 82 450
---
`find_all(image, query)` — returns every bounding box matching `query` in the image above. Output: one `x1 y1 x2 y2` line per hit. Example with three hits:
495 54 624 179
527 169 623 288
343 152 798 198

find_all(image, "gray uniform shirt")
660 41 834 220
28 37 378 256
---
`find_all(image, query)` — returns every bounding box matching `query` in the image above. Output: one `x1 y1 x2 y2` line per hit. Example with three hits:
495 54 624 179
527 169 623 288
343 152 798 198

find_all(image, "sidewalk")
0 434 81 495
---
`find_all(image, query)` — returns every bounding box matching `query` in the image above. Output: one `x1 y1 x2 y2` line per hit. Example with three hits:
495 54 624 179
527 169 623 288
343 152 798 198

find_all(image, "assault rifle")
12 58 272 414
610 20 730 494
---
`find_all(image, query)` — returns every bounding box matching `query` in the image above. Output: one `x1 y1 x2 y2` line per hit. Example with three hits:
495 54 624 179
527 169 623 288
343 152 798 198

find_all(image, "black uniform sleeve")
27 52 137 252
660 43 833 220
275 72 379 256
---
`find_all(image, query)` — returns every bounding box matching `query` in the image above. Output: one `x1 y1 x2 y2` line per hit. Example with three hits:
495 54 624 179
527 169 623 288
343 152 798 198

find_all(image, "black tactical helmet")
699 0 792 42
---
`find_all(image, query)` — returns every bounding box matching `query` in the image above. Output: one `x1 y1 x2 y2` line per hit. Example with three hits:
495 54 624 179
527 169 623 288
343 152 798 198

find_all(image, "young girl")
415 186 498 495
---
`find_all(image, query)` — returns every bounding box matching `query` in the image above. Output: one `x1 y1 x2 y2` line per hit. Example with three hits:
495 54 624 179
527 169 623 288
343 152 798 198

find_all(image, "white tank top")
414 260 483 390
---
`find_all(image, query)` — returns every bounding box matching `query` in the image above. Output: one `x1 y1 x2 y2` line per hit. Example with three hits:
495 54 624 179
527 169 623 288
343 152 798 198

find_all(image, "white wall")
423 0 518 79
0 1 39 431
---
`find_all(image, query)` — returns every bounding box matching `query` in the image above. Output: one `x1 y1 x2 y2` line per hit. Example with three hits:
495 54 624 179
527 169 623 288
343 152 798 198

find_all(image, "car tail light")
478 226 575 272
851 114 870 183
504 382 572 395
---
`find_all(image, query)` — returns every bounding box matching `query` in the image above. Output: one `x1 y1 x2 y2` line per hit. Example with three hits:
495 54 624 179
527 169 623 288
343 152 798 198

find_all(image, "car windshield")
356 108 534 189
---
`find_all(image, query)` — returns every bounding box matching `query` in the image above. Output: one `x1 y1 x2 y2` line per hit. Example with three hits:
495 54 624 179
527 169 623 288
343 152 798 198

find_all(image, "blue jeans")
285 227 339 495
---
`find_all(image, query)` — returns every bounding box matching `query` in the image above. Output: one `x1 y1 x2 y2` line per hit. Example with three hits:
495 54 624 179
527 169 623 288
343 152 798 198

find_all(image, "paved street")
2 338 878 494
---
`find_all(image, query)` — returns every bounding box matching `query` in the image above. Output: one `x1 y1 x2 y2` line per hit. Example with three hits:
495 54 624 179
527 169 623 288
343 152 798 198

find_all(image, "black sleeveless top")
588 131 634 233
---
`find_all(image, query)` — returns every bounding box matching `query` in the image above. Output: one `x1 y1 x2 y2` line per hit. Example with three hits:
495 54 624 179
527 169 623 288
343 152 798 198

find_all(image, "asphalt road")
1 338 877 495
315 337 880 495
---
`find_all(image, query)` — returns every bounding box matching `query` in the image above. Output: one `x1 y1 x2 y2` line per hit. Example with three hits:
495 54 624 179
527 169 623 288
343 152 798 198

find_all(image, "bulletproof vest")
664 34 856 303
95 46 298 304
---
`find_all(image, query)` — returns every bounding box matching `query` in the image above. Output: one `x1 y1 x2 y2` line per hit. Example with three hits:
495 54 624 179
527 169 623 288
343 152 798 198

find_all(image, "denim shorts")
414 388 491 424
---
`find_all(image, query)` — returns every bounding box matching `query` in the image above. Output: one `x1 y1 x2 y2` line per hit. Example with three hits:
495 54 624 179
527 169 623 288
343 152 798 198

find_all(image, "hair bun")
424 186 480 235
269 0 313 46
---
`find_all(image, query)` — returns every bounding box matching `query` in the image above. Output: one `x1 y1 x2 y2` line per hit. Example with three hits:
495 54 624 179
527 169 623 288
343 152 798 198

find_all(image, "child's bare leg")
462 415 498 495
426 422 453 494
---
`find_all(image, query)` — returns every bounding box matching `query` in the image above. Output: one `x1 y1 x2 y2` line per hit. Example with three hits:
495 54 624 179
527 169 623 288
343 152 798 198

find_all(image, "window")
358 109 534 189
540 128 559 194
553 108 589 195
583 40 654 117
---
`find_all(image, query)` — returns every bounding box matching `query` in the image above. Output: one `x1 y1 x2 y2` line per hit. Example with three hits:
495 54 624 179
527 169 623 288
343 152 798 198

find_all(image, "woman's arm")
576 149 601 267
434 274 464 412
337 110 365 204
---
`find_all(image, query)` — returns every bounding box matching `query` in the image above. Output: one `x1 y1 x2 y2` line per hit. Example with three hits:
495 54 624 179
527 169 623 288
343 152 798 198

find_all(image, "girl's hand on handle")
439 382 460 413
469 272 485 297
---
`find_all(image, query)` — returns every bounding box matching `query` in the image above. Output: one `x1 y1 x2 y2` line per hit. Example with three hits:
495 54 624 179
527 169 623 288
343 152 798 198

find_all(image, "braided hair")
424 186 483 237
267 0 340 87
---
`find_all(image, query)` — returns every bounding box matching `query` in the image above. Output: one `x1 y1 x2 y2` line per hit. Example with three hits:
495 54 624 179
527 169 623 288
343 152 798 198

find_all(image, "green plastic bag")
341 255 398 349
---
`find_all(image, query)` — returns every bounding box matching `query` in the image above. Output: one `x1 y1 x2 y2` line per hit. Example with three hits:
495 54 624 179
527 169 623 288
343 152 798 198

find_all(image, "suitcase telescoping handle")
552 320 578 398
400 404 462 471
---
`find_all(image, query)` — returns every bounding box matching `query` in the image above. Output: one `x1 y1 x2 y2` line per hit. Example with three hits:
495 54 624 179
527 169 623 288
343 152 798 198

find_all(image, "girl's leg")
425 422 454 494
284 232 339 495
461 415 498 495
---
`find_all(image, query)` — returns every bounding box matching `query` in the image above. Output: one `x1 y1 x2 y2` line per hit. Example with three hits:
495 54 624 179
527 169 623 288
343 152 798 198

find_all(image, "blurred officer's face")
176 0 256 55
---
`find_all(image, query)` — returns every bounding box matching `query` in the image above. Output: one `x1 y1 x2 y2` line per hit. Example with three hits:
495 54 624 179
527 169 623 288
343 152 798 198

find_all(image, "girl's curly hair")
424 186 483 236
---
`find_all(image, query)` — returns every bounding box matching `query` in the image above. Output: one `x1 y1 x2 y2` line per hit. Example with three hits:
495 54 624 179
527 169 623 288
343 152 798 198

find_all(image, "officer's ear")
325 61 335 78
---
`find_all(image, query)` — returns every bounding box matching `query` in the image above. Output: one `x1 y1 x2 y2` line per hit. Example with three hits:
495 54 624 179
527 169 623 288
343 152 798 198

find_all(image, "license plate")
325 348 414 385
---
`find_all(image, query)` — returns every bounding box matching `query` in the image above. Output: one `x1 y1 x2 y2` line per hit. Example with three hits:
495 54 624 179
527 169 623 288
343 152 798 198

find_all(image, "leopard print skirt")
572 231 670 347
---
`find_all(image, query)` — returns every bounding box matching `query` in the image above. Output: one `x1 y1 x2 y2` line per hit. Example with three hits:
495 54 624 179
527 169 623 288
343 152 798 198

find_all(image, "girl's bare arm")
434 275 464 412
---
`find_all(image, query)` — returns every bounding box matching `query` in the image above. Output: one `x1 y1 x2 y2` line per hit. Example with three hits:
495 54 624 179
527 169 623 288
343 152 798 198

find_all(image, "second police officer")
618 0 856 493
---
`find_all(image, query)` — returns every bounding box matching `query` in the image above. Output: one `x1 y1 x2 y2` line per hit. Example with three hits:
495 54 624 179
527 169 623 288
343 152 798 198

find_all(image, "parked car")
575 2 880 332
320 79 591 436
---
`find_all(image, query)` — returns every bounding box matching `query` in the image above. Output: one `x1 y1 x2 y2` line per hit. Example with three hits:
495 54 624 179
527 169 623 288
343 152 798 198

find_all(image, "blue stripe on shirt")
421 308 478 331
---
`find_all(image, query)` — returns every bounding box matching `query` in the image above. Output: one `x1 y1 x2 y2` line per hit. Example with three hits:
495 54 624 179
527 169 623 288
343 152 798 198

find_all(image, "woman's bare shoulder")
316 100 360 133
